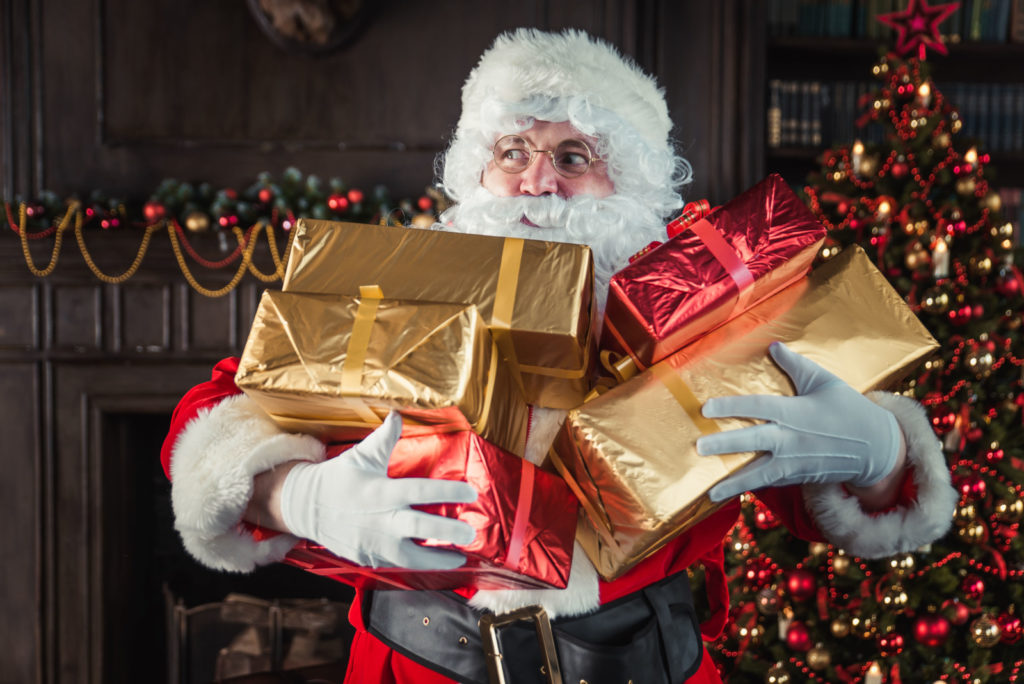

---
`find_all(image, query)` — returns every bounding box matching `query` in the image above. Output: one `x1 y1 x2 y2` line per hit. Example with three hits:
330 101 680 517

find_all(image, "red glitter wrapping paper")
284 429 578 591
601 173 827 369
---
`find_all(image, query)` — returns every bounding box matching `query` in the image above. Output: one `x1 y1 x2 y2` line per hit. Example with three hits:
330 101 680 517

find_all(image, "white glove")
280 411 478 569
697 342 900 502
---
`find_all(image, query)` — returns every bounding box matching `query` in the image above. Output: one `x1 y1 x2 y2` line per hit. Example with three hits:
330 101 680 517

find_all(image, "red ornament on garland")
347 188 364 204
417 195 434 212
913 613 951 647
786 568 817 601
327 194 349 212
785 620 813 652
257 187 274 204
143 201 166 223
877 0 960 59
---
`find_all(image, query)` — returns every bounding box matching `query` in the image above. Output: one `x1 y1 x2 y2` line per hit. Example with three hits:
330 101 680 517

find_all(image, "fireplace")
0 234 352 683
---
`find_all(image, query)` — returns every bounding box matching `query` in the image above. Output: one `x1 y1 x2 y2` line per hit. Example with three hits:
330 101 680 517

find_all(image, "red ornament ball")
417 195 434 212
785 620 813 652
786 568 817 601
962 574 986 600
891 162 909 178
966 426 984 442
996 269 1022 297
913 613 951 647
999 613 1022 644
929 403 957 435
879 631 905 656
143 201 166 223
985 447 1005 463
946 600 971 625
327 194 350 212
347 188 364 204
257 187 274 204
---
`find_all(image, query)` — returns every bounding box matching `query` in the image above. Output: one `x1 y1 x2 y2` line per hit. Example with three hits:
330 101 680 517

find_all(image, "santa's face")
480 121 616 201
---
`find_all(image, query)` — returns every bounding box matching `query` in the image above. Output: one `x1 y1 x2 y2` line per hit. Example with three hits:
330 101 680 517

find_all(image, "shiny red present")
283 428 578 591
601 174 826 369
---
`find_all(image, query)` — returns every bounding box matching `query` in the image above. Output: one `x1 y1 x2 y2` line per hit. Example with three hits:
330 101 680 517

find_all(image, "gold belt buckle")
479 605 563 684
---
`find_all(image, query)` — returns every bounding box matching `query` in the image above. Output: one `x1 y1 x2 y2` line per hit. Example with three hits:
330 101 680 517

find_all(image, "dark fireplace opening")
102 412 355 683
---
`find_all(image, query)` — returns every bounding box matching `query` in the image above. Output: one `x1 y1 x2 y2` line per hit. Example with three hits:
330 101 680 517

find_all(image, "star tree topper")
877 0 960 60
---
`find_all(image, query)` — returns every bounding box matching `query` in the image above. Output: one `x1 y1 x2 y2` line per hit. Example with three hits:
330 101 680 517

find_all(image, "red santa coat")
161 358 953 684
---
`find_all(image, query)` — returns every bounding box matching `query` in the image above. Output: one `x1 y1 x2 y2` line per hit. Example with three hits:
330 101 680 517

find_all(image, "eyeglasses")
491 135 597 178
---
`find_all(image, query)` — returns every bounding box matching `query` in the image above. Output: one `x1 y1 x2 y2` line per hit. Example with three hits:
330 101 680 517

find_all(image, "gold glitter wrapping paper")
235 289 529 457
551 246 939 580
282 219 596 409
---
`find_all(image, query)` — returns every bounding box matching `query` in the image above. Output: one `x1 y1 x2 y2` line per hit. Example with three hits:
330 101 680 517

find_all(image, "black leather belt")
364 572 702 684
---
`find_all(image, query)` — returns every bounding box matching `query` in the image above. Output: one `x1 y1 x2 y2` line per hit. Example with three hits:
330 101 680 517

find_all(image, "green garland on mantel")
3 167 449 296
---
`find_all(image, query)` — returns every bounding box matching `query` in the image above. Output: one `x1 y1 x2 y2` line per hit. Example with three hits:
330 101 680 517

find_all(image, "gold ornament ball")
819 242 842 261
832 553 851 576
809 542 829 559
954 503 977 526
889 553 916 576
859 615 878 639
882 583 909 612
184 211 210 233
920 287 951 314
998 222 1015 239
905 242 929 269
806 644 831 671
410 213 436 228
765 662 791 684
965 348 995 378
958 520 988 544
981 191 1002 213
956 176 977 196
831 614 852 638
969 254 994 277
859 157 879 177
971 614 1002 647
952 118 963 133
935 131 952 148
995 498 1024 523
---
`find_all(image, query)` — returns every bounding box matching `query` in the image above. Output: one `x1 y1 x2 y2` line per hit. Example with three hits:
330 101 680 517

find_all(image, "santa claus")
162 28 956 684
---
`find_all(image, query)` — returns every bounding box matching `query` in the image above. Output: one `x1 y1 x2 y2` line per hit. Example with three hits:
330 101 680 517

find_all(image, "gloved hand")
696 342 901 503
280 411 478 569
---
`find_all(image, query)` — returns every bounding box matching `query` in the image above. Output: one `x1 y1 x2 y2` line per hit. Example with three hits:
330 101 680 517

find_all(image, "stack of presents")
234 174 939 591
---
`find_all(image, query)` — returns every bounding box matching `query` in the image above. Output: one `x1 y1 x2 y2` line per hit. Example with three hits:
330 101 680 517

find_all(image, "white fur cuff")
802 391 957 559
169 393 326 572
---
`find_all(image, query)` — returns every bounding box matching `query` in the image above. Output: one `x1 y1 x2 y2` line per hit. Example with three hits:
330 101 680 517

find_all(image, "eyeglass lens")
492 135 593 178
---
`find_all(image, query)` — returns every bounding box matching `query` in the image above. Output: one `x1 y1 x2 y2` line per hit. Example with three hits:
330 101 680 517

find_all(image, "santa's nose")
518 155 560 196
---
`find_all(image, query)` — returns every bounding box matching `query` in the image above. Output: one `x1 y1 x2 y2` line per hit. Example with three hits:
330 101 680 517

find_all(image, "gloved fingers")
696 423 784 457
346 410 403 472
393 540 469 570
396 509 478 547
769 342 838 395
707 455 779 501
702 394 793 422
386 477 478 507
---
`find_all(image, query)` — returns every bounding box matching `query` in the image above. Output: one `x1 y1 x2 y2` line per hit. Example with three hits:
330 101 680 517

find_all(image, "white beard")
437 187 667 318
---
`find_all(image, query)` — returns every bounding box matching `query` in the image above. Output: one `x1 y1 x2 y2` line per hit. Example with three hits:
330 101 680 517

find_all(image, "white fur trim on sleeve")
802 391 957 559
169 393 326 572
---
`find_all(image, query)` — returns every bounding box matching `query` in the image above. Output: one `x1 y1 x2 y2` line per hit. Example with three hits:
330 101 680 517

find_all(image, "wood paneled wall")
0 2 762 682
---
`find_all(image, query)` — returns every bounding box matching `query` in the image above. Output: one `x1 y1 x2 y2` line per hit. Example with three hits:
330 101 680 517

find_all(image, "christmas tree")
706 26 1024 684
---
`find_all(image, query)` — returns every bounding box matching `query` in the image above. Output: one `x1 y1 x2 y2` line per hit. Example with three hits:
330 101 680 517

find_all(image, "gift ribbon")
504 459 534 571
650 362 721 435
491 237 529 398
686 217 755 316
340 285 385 426
491 237 590 390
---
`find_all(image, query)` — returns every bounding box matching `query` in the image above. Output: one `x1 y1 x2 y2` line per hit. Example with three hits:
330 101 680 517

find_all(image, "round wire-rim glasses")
491 135 597 178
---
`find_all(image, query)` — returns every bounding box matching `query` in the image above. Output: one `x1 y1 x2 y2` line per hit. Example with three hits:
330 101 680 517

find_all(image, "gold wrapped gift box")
550 246 939 580
282 219 597 409
236 288 529 457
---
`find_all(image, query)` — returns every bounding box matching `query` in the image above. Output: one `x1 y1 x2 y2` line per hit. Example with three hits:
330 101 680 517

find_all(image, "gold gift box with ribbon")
235 287 530 457
550 246 939 580
282 219 597 410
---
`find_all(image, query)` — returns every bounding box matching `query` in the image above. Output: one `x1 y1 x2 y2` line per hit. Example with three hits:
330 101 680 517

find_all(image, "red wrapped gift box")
601 173 826 369
283 429 578 591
